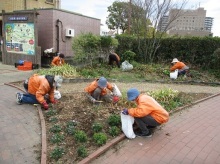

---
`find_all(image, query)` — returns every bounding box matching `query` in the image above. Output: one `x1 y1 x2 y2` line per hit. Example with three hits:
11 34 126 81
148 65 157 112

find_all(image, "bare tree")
130 0 187 63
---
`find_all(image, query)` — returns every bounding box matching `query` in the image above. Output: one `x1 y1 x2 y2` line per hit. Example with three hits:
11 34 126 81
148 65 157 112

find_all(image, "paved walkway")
0 63 40 164
91 94 220 164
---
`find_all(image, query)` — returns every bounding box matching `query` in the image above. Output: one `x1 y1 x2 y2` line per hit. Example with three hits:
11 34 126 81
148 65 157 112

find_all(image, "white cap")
54 75 63 88
171 58 179 63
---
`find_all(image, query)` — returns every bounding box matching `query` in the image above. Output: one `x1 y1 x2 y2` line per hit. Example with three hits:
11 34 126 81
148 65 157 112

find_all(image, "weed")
50 147 65 160
93 132 107 146
74 130 88 143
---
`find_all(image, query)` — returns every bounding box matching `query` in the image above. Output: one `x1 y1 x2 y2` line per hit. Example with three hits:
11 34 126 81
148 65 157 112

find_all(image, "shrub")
50 133 64 144
74 130 88 143
92 122 103 133
93 133 107 146
109 126 120 137
50 147 64 160
108 114 121 126
77 145 88 158
121 50 136 62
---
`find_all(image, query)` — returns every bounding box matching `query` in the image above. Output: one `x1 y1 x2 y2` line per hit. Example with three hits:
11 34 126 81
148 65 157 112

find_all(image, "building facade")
0 1 101 66
158 7 213 37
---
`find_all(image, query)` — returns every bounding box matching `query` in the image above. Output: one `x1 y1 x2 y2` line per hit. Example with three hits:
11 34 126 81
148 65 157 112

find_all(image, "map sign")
5 23 35 55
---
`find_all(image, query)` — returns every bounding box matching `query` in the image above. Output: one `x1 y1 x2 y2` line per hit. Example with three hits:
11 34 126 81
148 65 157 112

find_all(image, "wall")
37 9 101 57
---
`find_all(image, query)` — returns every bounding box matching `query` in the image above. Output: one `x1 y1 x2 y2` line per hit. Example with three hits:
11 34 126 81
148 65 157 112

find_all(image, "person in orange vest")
108 51 120 68
51 53 65 66
84 77 119 104
16 74 59 110
170 58 189 76
122 88 169 137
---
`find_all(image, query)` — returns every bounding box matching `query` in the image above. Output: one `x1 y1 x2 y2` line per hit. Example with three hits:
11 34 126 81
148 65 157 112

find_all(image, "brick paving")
91 95 220 164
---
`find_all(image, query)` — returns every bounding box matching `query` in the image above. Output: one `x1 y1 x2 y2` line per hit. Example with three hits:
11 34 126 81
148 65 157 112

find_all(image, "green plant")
109 126 120 137
93 133 107 146
66 120 77 127
77 145 88 158
74 130 88 143
108 114 121 126
50 133 64 144
50 125 62 133
92 122 103 133
122 50 136 62
49 117 58 123
46 110 57 118
50 147 64 160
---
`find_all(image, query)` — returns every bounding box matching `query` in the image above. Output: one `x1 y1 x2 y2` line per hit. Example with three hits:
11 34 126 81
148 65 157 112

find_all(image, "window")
46 0 53 3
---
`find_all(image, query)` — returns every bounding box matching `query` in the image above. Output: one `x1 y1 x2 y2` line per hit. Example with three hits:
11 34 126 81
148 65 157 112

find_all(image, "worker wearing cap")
170 58 189 76
84 77 119 104
16 74 63 110
122 88 169 137
51 53 65 66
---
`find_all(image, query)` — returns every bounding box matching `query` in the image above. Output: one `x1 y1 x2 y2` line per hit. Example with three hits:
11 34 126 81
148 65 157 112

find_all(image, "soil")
44 88 212 163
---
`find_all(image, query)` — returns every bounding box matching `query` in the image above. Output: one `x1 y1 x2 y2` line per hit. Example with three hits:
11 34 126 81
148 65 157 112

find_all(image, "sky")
61 0 220 37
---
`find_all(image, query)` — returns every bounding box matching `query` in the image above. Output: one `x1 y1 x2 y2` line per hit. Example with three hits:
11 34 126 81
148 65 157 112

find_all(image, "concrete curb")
4 82 220 164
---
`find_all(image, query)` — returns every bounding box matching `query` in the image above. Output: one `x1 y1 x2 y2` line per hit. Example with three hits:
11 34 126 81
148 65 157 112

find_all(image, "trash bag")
121 60 133 71
170 69 178 79
112 83 122 97
120 113 136 139
54 90 61 100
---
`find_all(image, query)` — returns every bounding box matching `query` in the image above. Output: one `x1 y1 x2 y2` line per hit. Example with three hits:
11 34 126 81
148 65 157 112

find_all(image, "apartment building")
158 7 213 37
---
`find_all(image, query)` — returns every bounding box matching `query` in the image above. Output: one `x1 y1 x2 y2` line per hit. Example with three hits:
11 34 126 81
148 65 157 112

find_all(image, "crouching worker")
109 51 120 68
170 58 189 76
51 53 65 66
84 77 119 104
122 88 169 137
16 74 59 110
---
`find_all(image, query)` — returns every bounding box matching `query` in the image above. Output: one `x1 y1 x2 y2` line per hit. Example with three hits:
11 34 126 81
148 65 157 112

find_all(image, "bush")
50 147 64 160
108 114 121 126
77 145 88 158
93 133 107 146
109 126 120 137
50 133 64 144
121 50 136 62
74 130 88 143
50 125 62 133
92 122 103 133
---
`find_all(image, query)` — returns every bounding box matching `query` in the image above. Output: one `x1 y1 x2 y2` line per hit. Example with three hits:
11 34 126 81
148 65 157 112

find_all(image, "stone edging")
4 82 220 164
4 82 47 164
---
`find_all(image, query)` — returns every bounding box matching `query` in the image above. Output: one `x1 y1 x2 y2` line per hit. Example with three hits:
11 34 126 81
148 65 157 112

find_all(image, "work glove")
113 96 119 103
42 101 49 110
122 108 129 115
51 99 58 104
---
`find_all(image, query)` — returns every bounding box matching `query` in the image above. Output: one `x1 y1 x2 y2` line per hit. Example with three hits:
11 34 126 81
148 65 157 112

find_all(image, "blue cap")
127 88 140 101
98 77 107 88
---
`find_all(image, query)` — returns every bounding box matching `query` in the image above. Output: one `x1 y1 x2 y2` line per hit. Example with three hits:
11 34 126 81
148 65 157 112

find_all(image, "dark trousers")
109 54 120 68
135 115 160 134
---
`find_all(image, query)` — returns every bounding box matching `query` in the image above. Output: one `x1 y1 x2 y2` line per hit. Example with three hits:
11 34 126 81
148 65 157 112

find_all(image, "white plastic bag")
54 90 61 100
120 113 136 139
112 83 122 97
170 69 178 79
121 60 133 71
